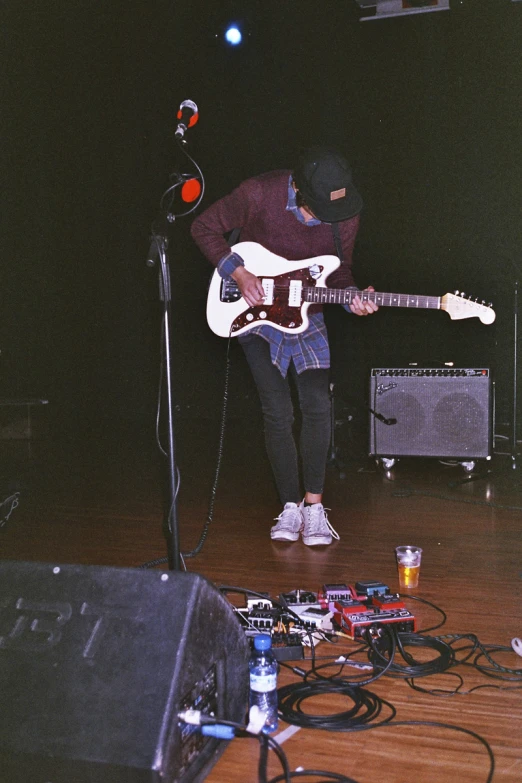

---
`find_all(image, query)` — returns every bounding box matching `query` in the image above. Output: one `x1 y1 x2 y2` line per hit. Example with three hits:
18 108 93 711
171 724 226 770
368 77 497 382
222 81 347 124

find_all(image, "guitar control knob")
259 311 267 319
246 313 254 321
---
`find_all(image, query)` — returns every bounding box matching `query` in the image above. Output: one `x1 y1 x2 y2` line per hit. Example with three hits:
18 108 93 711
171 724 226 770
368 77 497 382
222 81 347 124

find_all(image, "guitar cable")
182 335 233 557
140 334 233 569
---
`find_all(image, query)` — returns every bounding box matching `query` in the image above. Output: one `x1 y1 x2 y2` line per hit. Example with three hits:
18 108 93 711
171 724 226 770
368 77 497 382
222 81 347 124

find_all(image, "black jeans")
240 334 331 505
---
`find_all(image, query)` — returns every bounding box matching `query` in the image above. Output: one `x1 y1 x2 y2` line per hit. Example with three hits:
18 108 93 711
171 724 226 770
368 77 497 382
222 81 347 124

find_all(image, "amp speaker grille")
369 369 492 459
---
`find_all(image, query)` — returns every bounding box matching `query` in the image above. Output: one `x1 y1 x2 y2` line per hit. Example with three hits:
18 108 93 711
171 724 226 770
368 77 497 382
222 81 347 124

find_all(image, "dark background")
3 0 521 441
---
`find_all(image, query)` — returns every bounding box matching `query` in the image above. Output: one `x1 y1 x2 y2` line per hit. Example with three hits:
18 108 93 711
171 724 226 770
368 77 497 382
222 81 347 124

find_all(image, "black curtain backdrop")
3 0 521 437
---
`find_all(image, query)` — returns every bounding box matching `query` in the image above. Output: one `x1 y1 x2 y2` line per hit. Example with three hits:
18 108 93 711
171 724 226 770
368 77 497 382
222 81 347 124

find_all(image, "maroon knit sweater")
190 170 359 296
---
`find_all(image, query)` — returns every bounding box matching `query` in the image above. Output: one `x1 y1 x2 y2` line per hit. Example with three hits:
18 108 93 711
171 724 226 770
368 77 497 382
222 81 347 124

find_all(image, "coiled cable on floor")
444 634 522 679
277 679 396 732
367 629 455 678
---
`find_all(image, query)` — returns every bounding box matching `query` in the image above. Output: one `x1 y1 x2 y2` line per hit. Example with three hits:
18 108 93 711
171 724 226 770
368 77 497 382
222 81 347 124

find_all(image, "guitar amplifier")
369 368 493 459
0 561 250 783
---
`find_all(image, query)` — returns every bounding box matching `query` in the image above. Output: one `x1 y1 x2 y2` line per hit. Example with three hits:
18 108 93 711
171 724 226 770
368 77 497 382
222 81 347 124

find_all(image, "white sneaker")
270 502 303 541
301 502 340 546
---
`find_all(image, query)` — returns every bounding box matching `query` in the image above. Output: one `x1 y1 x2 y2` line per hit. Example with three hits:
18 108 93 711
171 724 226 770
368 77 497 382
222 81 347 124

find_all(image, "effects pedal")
279 589 318 608
333 599 416 640
354 580 391 598
270 632 305 661
317 583 355 610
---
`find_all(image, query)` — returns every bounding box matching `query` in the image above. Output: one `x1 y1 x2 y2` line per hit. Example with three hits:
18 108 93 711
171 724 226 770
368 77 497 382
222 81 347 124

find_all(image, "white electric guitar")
206 242 496 338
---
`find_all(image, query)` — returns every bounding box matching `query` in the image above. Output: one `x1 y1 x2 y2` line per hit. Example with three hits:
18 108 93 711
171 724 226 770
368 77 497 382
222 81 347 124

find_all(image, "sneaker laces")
303 505 340 540
273 504 302 530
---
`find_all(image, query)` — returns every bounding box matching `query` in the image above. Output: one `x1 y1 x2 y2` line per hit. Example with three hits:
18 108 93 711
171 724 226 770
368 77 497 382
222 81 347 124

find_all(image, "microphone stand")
146 222 181 570
327 383 352 479
451 275 519 487
154 233 180 570
496 261 521 474
146 144 205 571
510 280 518 470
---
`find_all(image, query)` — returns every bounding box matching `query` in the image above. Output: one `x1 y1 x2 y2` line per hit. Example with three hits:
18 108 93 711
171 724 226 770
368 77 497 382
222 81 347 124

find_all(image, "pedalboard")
230 579 415 650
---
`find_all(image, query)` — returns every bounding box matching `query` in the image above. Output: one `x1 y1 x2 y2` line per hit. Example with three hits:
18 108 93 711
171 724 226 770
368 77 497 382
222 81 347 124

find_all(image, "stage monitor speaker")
369 368 492 459
0 560 250 783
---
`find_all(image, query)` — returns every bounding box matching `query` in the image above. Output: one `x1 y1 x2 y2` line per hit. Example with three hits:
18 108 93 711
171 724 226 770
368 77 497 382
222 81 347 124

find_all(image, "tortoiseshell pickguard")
230 268 323 333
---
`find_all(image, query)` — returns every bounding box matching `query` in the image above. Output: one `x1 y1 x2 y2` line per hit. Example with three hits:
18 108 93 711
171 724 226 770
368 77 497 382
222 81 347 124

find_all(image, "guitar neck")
305 287 441 311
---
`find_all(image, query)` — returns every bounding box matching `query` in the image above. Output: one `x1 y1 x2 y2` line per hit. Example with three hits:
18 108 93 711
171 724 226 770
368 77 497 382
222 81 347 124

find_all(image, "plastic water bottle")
249 634 278 733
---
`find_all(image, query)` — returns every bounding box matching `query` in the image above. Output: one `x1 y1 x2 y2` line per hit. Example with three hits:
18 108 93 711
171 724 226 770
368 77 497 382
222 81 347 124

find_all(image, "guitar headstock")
442 292 496 325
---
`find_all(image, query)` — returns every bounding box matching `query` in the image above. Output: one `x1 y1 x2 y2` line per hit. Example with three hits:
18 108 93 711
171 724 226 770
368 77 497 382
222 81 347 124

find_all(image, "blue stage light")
225 26 242 45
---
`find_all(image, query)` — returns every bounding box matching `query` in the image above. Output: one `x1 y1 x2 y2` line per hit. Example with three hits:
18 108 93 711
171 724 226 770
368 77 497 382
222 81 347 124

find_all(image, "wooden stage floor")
1 417 521 783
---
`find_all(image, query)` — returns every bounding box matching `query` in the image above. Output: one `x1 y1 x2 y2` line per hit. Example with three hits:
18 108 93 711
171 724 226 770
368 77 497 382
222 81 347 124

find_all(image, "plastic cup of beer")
395 545 423 589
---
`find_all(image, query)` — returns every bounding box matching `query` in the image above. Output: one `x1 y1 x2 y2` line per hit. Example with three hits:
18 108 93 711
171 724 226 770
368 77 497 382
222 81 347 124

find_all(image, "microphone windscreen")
181 178 202 203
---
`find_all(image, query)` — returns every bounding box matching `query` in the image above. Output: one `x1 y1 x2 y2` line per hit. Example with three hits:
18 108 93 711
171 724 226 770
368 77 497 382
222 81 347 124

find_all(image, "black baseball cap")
292 146 363 223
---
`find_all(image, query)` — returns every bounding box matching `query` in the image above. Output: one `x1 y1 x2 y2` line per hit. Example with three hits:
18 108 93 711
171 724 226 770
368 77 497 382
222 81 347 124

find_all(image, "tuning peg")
454 290 459 295
460 292 466 298
488 302 493 308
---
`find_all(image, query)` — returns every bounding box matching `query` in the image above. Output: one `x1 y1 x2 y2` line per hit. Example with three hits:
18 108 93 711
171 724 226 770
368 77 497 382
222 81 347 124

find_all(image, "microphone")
146 223 169 267
369 408 397 426
146 235 163 267
175 100 199 139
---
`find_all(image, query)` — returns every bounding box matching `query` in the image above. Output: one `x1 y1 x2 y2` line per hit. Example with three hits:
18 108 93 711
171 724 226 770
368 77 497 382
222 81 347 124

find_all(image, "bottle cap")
253 634 272 651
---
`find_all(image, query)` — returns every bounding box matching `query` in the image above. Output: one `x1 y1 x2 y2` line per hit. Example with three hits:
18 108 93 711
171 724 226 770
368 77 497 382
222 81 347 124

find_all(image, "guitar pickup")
288 280 302 307
261 278 274 305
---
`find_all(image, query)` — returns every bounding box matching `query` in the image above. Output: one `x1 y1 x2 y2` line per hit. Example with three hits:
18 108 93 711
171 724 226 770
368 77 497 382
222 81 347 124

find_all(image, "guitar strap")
228 227 241 247
331 223 344 262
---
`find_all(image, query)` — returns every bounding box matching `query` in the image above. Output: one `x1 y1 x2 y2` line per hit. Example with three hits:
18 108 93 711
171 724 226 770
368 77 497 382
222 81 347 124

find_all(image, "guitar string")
224 281 442 307
222 279 492 314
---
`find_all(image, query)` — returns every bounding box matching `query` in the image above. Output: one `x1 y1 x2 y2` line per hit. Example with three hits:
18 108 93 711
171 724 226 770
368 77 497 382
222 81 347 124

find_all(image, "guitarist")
191 146 378 546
